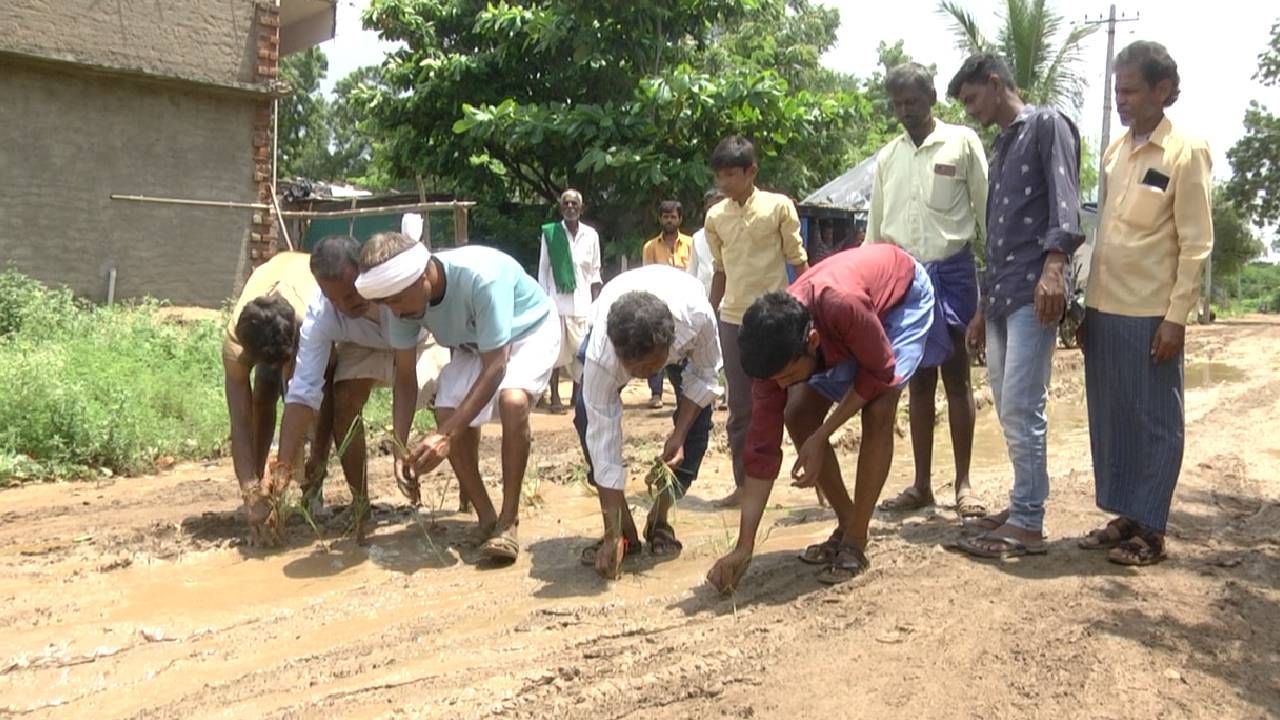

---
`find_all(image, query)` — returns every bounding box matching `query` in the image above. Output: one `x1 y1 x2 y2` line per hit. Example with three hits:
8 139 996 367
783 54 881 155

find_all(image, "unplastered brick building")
0 1 336 305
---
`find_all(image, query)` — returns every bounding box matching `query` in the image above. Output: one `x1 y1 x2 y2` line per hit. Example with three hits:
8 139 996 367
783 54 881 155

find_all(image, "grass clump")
0 269 227 484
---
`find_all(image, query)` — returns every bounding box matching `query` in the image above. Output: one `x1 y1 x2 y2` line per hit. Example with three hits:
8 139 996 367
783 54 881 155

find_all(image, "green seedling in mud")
384 429 452 568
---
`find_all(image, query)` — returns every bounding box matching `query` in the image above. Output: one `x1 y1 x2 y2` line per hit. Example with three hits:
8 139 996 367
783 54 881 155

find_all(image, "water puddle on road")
1185 362 1247 389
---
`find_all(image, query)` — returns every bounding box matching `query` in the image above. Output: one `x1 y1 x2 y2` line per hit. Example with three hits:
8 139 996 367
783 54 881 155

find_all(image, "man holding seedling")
706 244 942 591
252 236 449 545
356 232 559 563
573 264 722 579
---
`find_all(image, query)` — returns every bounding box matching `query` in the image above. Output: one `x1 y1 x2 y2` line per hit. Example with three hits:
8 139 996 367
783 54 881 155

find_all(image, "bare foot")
713 487 743 508
594 535 625 579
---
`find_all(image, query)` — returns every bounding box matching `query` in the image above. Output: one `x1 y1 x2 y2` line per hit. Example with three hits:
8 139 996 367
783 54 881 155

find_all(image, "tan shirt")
1087 117 1213 323
642 232 693 269
866 121 988 263
705 188 807 324
222 252 318 365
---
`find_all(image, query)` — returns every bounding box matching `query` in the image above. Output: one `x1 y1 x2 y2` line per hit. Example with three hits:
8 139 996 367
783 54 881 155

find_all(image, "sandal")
1079 517 1137 550
580 537 642 566
957 532 1047 560
1107 531 1165 566
955 492 987 519
644 517 684 557
879 486 933 512
962 509 1010 535
816 542 871 584
798 527 842 565
480 525 520 562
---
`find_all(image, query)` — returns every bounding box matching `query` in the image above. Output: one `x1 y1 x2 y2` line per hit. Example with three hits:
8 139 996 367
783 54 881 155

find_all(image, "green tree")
361 0 866 257
1226 20 1280 250
277 47 333 180
1211 189 1264 287
936 0 1098 112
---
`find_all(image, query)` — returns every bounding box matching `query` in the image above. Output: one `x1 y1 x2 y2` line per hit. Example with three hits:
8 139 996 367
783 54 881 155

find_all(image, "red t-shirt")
743 243 917 480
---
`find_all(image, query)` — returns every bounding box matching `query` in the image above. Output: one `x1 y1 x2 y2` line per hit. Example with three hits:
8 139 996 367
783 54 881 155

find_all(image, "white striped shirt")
580 265 722 491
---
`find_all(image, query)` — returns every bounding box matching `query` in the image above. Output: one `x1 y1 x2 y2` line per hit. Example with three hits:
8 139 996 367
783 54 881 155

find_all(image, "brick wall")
250 1 282 265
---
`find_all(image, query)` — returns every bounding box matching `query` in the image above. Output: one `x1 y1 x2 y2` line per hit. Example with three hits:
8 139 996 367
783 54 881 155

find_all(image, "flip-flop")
962 510 1010 535
480 525 520 562
580 537 642 566
878 486 933 512
798 527 843 565
955 493 987 519
956 532 1047 560
816 542 871 584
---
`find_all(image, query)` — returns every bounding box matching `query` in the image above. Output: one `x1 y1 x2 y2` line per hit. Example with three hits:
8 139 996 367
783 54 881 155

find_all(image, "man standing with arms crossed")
869 62 988 519
1077 41 1212 566
705 136 809 508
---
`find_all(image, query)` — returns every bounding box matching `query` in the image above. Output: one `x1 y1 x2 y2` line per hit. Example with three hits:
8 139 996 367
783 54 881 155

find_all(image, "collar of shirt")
1125 115 1172 152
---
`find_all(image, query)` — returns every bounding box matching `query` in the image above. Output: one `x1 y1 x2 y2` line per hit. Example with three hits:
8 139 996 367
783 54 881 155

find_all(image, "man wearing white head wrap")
357 232 559 563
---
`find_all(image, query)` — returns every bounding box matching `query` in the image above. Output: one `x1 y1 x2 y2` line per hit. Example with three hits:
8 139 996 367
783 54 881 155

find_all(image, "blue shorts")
807 260 936 403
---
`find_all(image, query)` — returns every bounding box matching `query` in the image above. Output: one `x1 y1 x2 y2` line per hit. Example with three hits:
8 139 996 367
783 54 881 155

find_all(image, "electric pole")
1082 5 1139 215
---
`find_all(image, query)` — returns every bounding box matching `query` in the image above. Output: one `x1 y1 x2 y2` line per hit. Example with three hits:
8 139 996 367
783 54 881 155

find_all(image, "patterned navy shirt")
984 105 1085 319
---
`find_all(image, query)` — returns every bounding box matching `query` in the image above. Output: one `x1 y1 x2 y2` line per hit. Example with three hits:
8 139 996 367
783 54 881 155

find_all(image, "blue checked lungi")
919 245 980 368
808 260 940 403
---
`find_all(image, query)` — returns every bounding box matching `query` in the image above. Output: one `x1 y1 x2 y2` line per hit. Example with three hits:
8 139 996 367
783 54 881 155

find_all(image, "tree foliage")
277 49 391 187
360 0 869 255
936 0 1097 113
1211 189 1264 286
1226 20 1280 249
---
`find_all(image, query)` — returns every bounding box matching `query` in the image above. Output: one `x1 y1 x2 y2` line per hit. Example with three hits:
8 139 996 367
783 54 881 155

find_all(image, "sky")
318 0 1280 182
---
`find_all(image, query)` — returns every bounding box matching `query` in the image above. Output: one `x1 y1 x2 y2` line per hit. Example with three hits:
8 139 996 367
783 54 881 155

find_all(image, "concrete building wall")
0 0 260 86
0 62 259 307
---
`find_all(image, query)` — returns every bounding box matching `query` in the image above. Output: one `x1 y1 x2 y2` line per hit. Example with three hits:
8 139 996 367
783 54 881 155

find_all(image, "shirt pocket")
1120 183 1169 229
927 159 967 212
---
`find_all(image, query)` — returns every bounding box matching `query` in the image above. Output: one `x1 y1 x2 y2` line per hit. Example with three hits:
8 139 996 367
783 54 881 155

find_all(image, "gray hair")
310 235 361 280
1115 40 1181 107
560 188 583 204
886 62 937 101
359 232 418 271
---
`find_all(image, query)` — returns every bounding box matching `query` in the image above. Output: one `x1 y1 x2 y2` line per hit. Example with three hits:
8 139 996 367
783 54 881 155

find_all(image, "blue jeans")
647 370 668 398
573 362 713 497
985 304 1056 532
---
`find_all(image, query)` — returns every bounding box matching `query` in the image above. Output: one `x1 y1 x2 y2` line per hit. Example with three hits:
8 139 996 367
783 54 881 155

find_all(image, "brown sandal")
1080 517 1137 550
816 542 871 584
1107 531 1165 566
799 528 842 565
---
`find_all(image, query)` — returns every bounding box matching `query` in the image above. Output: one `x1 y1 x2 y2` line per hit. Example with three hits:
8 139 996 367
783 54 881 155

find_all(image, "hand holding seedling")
660 432 685 472
408 432 451 475
791 433 829 488
390 443 421 505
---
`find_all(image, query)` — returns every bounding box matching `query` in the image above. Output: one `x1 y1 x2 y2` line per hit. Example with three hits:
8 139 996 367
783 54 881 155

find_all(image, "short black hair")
886 62 937 101
739 291 811 379
947 53 1017 99
1115 40 1181 106
606 291 675 362
310 235 360 280
235 296 299 366
710 135 757 170
658 199 683 217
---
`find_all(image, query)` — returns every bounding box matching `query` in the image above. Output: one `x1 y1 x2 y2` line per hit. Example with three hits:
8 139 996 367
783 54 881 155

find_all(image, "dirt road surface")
2 318 1278 719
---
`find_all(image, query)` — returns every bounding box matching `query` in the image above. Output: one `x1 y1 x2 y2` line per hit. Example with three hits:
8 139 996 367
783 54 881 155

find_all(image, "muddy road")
2 318 1278 719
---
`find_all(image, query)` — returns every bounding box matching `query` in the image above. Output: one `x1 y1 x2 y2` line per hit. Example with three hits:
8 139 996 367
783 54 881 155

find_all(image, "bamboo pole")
109 194 270 210
278 200 476 220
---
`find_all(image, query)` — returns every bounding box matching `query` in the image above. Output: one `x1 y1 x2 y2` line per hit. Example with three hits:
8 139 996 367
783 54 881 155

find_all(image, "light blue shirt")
389 246 550 353
286 294 420 410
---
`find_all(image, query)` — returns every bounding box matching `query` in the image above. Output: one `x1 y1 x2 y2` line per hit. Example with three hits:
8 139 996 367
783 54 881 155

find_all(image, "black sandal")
799 527 842 565
644 518 684 556
1108 531 1165 566
816 542 871 584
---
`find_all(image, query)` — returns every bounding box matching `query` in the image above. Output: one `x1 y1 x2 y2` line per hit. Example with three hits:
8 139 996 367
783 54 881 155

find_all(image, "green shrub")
0 272 227 483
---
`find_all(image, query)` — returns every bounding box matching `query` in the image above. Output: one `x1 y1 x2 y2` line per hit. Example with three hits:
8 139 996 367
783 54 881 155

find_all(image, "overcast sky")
319 0 1280 182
